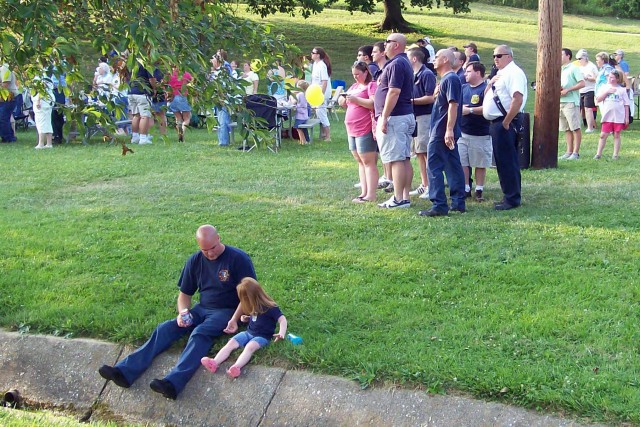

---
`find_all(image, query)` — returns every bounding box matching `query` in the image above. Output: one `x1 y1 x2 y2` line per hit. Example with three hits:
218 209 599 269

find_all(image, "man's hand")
502 119 511 131
377 117 388 135
223 319 238 334
444 129 455 150
176 314 190 328
560 88 569 96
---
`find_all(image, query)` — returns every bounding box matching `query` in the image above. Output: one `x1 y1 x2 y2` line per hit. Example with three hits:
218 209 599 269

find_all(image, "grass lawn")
1 3 640 425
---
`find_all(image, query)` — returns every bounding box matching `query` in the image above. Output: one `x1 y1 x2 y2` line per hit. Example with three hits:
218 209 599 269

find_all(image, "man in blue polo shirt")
374 33 416 209
419 49 466 217
99 224 256 400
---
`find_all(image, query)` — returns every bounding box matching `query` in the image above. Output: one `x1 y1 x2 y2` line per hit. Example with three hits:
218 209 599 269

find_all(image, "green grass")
2 4 640 425
0 407 142 427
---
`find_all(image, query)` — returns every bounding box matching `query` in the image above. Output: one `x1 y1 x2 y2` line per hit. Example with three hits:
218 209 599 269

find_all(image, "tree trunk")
531 0 563 169
379 0 414 32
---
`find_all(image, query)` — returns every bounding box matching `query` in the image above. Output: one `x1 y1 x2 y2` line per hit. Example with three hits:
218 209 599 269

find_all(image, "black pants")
490 114 522 206
52 88 65 142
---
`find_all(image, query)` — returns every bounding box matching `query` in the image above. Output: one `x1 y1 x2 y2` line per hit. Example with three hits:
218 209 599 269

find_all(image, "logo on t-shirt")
471 94 480 105
218 270 230 282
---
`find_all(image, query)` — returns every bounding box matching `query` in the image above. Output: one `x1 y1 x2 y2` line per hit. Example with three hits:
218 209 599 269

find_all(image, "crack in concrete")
85 344 127 423
256 369 287 426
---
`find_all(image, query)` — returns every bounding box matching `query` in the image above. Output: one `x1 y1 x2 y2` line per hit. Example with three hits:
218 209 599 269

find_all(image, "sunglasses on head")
353 61 367 67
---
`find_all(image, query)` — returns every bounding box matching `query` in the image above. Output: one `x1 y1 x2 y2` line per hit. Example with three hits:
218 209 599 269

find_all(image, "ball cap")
422 36 431 44
463 42 477 51
576 49 588 59
615 49 624 56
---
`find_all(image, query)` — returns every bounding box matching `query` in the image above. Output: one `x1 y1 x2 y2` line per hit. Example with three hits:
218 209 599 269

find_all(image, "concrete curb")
0 331 603 426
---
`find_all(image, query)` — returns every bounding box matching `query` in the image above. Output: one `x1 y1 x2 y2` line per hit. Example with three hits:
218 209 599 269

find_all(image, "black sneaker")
450 206 466 213
150 378 177 400
474 190 484 202
418 208 448 217
98 365 131 388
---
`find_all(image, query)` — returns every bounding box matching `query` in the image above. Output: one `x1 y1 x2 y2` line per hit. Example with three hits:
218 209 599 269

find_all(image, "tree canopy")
242 0 470 31
0 0 299 142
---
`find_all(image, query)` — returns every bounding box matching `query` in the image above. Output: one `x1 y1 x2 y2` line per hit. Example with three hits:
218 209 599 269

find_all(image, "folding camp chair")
12 94 32 131
327 86 343 122
242 94 282 153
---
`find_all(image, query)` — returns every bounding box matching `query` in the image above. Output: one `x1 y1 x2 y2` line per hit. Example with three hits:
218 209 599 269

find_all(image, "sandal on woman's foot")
201 357 219 373
227 366 241 378
352 196 374 203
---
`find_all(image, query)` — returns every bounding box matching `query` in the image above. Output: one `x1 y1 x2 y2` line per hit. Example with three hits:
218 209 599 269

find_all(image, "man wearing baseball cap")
615 50 629 77
576 49 598 133
464 43 480 63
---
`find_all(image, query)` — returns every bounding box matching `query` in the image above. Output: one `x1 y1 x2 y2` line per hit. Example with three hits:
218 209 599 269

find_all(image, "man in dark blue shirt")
419 49 466 217
99 225 256 400
374 33 416 209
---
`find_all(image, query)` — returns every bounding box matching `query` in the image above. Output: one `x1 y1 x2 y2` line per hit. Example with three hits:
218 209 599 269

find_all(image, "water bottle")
287 333 303 345
179 308 193 327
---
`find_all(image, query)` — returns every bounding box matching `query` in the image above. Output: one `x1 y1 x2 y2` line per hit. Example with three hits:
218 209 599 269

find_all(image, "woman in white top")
311 47 333 141
241 61 259 95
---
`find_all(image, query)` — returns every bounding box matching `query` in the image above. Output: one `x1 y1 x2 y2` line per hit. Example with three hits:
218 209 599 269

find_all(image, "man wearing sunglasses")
374 34 416 209
482 45 528 211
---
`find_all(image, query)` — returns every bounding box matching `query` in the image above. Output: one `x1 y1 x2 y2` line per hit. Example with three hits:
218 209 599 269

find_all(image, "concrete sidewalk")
0 331 603 426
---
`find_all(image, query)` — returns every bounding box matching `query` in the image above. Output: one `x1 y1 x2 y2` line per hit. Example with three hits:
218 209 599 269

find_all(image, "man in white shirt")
482 45 527 211
576 49 598 133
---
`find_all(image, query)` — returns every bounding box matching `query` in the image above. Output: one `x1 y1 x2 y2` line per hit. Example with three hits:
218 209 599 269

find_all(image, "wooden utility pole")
531 0 563 169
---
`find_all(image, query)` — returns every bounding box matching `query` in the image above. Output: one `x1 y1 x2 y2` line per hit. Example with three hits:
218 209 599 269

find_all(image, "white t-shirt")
579 62 598 93
483 61 528 120
312 60 332 99
242 71 259 95
597 84 630 123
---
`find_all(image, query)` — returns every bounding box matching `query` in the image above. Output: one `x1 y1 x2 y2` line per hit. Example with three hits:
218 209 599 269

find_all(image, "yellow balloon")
251 59 263 72
305 84 324 107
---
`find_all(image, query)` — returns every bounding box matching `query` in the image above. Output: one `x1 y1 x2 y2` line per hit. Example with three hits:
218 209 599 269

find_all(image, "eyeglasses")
385 40 397 45
493 54 510 59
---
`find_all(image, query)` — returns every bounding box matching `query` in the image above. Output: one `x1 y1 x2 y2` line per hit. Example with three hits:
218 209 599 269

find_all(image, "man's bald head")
196 224 218 241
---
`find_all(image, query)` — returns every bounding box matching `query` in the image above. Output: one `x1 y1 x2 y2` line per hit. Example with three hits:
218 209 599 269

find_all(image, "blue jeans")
115 303 235 395
0 99 17 142
490 116 522 206
216 107 230 146
427 138 466 212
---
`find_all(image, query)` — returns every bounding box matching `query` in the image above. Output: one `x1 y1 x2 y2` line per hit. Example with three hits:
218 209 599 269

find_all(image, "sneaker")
585 128 595 133
377 196 410 209
138 136 152 145
558 153 571 160
377 176 391 189
612 155 619 160
465 191 472 198
593 154 601 160
354 182 362 189
201 357 219 373
227 366 242 378
383 182 395 193
418 208 448 217
419 188 430 200
567 153 579 160
99 365 131 388
474 190 484 201
150 378 177 400
409 184 427 197
130 135 140 144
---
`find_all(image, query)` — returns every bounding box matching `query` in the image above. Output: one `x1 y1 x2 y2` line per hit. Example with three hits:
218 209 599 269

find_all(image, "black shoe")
494 201 520 211
178 133 184 142
99 365 131 388
474 190 484 202
418 208 448 217
465 191 472 198
450 206 466 213
52 138 63 145
150 378 177 400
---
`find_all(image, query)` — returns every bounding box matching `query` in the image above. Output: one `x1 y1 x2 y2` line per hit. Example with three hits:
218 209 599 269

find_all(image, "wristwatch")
469 107 474 114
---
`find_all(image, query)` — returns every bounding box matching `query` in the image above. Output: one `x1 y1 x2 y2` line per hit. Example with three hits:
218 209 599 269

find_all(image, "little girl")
201 277 287 378
290 80 310 145
33 77 56 149
594 70 630 160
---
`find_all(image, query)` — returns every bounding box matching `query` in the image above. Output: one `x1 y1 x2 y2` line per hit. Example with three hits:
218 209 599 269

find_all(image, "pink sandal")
227 366 241 378
201 357 219 373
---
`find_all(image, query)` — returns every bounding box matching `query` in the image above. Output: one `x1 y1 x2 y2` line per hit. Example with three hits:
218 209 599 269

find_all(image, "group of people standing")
338 34 527 215
560 48 632 161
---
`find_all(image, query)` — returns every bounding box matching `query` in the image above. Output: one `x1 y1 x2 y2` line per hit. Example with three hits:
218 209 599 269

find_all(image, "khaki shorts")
559 102 581 131
128 94 152 118
458 133 493 168
376 114 415 163
413 114 431 154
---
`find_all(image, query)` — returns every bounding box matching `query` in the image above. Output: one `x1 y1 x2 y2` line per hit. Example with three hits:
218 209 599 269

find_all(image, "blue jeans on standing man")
216 107 230 146
427 138 466 213
0 99 17 142
114 304 235 396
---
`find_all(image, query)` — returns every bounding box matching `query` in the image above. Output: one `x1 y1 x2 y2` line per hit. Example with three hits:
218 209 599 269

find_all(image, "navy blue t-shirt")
152 68 165 102
457 67 467 85
368 62 380 79
247 305 283 340
412 65 436 117
429 71 462 142
374 53 414 118
461 81 490 136
129 65 153 96
178 246 256 309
